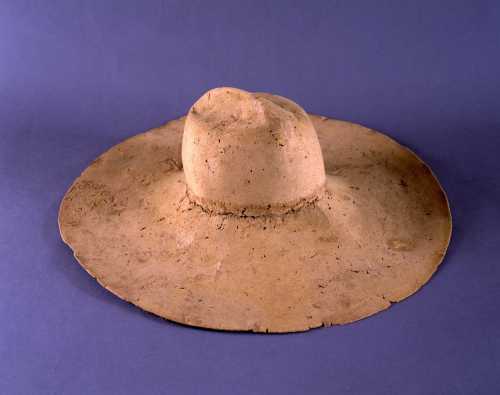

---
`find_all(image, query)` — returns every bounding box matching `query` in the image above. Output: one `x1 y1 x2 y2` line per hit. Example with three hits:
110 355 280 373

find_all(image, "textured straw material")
59 87 451 333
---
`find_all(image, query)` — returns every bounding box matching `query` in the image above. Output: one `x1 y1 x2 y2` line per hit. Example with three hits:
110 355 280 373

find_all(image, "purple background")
1 1 499 394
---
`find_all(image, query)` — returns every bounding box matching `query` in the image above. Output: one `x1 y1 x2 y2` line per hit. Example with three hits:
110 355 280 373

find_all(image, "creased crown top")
182 87 326 216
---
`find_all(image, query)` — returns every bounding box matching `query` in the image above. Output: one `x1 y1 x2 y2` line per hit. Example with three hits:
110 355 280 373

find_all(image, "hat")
59 87 451 333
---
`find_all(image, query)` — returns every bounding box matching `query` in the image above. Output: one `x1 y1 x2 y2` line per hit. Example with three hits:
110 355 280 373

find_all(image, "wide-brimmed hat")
59 87 451 333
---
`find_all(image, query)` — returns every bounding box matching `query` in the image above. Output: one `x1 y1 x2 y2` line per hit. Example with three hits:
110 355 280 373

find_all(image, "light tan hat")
59 87 452 333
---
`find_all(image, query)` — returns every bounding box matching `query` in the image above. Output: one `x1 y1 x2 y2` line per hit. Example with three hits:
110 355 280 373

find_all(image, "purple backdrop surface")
1 1 499 394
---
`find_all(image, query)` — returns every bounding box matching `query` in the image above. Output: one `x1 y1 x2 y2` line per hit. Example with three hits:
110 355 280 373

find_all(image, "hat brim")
59 114 451 333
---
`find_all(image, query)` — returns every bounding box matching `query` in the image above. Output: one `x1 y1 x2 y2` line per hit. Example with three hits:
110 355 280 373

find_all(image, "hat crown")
182 87 326 215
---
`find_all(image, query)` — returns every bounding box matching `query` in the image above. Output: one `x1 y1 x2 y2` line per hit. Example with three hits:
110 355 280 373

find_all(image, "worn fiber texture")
59 109 451 333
